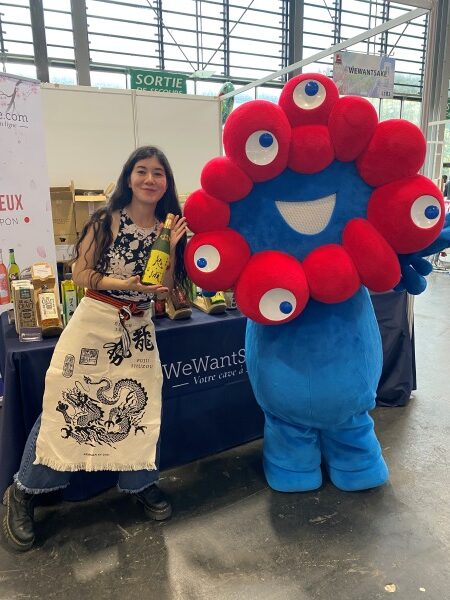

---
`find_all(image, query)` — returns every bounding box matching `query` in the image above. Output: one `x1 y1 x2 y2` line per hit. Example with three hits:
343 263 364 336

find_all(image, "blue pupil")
259 132 273 148
424 205 439 220
279 301 293 315
197 257 207 268
305 81 319 96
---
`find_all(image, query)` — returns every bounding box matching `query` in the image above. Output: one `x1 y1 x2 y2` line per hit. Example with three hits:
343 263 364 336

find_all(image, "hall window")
0 0 33 71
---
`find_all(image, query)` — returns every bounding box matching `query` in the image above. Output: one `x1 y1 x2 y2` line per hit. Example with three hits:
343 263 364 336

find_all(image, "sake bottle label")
39 292 59 319
141 250 170 285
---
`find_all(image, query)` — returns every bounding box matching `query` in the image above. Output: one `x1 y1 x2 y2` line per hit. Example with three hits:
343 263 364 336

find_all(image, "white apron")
35 296 163 472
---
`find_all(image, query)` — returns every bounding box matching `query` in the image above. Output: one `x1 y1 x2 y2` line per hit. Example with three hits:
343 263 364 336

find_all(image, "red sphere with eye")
235 251 309 325
222 100 291 182
279 73 339 127
184 229 251 291
367 175 444 254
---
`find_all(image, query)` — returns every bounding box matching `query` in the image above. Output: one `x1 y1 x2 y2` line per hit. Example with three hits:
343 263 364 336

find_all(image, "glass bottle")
0 250 10 305
8 248 20 298
141 213 174 285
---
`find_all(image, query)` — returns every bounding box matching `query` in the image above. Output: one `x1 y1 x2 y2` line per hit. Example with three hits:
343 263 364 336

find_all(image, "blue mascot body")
232 160 385 491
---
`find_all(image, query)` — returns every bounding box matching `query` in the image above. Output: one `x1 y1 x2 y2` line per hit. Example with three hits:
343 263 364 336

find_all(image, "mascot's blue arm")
395 212 450 294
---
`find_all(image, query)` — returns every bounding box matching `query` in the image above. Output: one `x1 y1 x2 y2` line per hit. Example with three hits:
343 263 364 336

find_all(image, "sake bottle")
61 273 78 326
141 213 174 285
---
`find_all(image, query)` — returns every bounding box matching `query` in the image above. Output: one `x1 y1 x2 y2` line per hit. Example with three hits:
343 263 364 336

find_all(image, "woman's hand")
123 275 168 295
170 215 188 251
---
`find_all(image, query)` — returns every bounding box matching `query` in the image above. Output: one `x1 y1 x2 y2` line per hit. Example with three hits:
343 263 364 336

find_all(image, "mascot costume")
183 73 450 493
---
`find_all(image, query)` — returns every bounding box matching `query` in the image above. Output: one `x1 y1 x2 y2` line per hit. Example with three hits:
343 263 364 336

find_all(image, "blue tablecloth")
0 308 262 500
0 292 415 500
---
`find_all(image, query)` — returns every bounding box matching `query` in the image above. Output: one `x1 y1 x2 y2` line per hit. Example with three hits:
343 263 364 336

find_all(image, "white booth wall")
40 84 222 195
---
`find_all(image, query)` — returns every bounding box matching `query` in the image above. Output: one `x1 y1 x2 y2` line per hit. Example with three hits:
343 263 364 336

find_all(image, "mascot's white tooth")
275 194 336 234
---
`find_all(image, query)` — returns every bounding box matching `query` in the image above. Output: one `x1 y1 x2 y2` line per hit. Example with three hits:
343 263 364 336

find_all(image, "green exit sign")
130 69 187 94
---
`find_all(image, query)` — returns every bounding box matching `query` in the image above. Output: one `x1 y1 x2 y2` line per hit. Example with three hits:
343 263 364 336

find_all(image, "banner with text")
0 73 56 312
333 51 395 98
130 69 188 94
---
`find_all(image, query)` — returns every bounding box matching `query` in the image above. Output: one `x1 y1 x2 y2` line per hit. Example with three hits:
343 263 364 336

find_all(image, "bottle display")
0 250 10 305
61 273 78 325
141 213 174 285
8 248 20 297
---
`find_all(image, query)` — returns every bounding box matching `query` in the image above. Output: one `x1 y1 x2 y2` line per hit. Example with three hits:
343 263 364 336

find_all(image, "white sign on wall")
0 73 56 313
333 51 396 98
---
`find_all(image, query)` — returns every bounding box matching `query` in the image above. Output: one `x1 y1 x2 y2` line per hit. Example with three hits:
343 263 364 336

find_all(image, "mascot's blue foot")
328 455 389 491
264 458 322 492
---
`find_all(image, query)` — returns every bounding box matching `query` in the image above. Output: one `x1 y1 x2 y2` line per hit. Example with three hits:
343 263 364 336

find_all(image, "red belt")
85 289 148 320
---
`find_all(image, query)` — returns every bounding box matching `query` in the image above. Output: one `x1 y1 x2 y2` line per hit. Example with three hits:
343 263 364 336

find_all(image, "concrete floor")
1 272 449 600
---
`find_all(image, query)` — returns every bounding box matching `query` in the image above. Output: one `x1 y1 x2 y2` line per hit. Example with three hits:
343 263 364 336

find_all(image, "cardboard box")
74 183 114 234
54 235 77 263
50 182 76 237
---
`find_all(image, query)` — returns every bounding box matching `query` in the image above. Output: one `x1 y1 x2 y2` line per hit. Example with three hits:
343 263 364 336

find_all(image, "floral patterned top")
98 209 160 303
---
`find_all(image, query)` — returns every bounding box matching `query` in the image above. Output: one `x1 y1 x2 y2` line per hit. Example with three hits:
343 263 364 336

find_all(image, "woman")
3 146 188 552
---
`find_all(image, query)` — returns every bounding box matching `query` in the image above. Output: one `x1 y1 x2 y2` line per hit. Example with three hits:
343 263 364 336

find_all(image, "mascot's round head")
184 73 445 325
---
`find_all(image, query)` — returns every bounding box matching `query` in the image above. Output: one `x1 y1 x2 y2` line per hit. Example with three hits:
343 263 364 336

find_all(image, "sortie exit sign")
130 69 187 94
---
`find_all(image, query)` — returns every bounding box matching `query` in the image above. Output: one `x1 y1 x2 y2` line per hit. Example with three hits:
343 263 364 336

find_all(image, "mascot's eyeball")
245 130 279 165
194 245 220 272
410 195 441 229
259 289 297 321
293 79 327 110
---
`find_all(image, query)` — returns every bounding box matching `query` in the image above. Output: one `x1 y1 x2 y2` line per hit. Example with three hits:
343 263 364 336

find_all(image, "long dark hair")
73 146 188 290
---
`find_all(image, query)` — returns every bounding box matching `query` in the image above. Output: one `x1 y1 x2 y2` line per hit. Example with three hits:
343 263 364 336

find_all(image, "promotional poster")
0 73 56 313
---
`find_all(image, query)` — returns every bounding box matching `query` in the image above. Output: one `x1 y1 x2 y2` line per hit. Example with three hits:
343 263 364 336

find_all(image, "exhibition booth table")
0 291 415 501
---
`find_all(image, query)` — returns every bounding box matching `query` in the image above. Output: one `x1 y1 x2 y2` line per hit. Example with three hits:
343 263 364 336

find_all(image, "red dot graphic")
24 217 30 223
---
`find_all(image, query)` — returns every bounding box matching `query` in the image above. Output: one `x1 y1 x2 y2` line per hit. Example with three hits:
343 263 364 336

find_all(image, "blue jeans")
15 415 160 495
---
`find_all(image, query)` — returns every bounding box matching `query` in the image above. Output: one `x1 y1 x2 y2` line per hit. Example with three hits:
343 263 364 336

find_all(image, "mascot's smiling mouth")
275 193 336 235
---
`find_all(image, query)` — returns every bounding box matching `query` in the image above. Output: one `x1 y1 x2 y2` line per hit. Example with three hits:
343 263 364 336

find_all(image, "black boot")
2 483 36 551
134 484 172 521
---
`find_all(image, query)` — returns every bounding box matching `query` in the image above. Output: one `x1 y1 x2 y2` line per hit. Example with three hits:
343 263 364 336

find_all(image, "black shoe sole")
2 489 35 552
143 504 173 521
133 495 173 521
